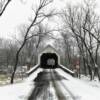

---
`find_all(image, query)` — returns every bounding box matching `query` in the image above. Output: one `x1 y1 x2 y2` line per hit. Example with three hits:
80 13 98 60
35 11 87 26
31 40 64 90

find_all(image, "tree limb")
0 0 11 16
83 27 100 43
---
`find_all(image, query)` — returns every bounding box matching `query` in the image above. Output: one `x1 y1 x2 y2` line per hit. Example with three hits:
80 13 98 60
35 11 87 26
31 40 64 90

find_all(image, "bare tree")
0 0 11 16
60 32 73 66
10 0 54 84
61 0 100 80
20 24 50 69
0 39 18 73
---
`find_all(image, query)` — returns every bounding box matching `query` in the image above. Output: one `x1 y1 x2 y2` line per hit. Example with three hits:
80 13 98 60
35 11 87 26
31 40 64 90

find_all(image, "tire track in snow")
28 71 50 100
51 69 77 100
28 69 79 100
28 81 49 100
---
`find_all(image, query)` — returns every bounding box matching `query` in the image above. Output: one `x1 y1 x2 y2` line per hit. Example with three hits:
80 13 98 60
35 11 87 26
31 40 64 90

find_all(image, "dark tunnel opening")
40 53 58 69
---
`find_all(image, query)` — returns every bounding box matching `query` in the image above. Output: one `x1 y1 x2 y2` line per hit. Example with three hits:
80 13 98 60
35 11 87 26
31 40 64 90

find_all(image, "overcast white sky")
0 0 100 39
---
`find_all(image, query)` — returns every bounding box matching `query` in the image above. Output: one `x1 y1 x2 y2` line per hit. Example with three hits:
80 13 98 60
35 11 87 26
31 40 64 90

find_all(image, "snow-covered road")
0 68 100 100
28 69 74 100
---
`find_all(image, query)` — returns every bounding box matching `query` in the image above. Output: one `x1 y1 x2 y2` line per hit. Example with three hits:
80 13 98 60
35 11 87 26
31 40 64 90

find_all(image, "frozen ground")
0 68 43 100
56 69 100 100
0 68 100 100
80 75 100 88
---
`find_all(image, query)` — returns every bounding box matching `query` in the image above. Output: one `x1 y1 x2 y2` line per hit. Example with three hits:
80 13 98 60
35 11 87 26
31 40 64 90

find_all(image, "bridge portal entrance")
40 53 58 69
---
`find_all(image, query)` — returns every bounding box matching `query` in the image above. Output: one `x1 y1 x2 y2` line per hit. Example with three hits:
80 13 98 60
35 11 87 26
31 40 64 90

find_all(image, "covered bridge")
26 45 74 76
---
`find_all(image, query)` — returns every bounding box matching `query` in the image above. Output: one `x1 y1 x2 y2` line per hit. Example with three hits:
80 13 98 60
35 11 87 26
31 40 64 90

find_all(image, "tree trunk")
10 40 26 84
83 57 87 76
87 65 93 80
10 51 19 83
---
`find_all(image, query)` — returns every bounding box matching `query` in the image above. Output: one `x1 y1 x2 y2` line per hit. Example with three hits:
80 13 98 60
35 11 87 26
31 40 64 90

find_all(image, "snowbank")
56 68 100 100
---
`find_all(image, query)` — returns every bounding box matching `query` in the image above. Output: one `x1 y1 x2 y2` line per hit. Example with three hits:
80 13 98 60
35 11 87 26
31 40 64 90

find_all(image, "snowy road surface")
0 68 100 100
28 69 75 100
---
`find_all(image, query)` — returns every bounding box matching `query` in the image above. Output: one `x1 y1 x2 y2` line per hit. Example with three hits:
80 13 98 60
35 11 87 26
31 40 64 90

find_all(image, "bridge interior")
40 53 58 69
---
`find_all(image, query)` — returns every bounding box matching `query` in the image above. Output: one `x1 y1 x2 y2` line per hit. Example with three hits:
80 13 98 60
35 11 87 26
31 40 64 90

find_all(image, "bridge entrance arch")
40 53 58 69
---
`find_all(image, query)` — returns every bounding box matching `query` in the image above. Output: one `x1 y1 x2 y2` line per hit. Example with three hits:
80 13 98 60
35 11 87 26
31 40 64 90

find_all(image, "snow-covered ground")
0 68 42 100
80 75 100 88
0 68 100 100
0 82 34 100
56 68 100 100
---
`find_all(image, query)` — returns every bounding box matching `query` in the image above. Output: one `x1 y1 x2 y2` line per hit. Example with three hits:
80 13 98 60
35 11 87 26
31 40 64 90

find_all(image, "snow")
0 68 42 100
25 68 43 82
26 65 39 75
0 82 33 100
60 64 75 74
0 68 100 100
80 75 100 88
50 82 58 100
56 68 100 100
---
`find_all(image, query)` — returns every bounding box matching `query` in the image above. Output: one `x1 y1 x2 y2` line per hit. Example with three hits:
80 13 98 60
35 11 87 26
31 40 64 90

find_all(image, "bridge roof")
39 45 60 56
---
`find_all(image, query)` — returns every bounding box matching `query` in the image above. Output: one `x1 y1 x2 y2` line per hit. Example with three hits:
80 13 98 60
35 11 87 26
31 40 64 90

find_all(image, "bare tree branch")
83 27 100 43
10 0 54 84
26 29 59 40
0 0 11 16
